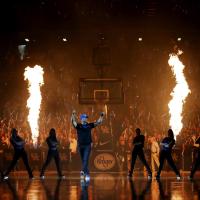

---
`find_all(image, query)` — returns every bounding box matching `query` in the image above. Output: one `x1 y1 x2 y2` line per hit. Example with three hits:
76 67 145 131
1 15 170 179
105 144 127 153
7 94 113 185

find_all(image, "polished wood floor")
0 172 200 200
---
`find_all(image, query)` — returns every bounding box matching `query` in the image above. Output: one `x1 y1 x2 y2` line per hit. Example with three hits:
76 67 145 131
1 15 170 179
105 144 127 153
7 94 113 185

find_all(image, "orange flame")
168 50 190 138
24 65 44 146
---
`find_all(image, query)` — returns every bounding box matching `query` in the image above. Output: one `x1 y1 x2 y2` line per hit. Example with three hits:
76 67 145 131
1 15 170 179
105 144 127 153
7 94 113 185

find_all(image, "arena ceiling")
0 0 200 32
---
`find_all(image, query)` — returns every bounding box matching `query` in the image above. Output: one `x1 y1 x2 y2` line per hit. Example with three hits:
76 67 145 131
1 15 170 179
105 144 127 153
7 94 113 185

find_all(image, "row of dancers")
1 111 200 180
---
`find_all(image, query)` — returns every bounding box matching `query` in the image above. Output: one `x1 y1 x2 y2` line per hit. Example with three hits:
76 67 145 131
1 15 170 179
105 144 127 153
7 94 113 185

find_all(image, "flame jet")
168 50 190 138
24 65 44 146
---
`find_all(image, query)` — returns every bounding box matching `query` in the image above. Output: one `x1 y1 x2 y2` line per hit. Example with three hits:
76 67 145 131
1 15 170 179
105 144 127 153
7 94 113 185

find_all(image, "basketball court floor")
0 171 200 200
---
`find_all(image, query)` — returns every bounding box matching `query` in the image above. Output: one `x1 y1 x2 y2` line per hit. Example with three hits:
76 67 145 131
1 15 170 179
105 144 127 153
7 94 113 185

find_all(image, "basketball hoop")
78 78 124 104
94 89 109 105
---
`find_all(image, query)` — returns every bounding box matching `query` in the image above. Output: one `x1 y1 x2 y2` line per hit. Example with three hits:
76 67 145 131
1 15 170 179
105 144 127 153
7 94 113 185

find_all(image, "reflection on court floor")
0 172 200 200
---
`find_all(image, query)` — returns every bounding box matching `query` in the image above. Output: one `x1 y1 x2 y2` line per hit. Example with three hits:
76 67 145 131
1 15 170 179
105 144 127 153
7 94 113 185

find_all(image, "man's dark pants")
78 144 91 175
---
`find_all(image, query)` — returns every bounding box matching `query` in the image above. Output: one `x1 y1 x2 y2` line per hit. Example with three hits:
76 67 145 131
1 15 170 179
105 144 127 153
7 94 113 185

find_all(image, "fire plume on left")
24 65 44 147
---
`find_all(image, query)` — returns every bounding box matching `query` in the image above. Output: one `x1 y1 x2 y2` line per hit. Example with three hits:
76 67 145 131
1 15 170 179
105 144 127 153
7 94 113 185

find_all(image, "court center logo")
94 153 116 170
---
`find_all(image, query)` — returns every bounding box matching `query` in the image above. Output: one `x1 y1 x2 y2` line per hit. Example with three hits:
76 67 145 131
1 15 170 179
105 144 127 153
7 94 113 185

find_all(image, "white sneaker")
148 175 152 180
85 175 90 182
3 176 8 180
80 171 85 179
40 175 45 179
59 175 65 179
176 176 181 180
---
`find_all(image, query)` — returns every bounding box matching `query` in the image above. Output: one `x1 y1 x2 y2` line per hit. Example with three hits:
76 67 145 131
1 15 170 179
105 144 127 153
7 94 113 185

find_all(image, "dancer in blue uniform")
156 129 181 180
2 128 33 180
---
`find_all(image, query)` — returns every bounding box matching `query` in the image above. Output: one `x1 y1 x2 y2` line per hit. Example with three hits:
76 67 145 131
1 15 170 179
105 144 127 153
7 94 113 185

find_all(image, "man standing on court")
71 110 104 181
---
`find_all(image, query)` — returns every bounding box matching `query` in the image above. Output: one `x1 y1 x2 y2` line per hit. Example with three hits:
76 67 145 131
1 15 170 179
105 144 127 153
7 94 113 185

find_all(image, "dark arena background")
1 1 200 199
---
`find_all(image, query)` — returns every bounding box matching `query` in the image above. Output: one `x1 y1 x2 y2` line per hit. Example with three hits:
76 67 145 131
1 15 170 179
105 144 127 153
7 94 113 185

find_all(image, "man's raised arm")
94 112 104 127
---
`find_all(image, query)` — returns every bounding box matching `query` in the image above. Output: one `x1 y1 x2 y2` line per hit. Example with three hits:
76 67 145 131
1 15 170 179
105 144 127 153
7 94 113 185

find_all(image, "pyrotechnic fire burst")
168 50 190 138
24 65 44 146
